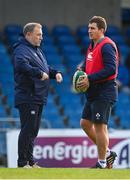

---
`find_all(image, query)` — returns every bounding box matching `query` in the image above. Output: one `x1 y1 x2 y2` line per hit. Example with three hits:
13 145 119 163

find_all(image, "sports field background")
0 168 130 179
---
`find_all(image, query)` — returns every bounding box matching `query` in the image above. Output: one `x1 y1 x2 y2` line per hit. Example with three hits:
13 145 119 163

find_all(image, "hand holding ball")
73 71 89 93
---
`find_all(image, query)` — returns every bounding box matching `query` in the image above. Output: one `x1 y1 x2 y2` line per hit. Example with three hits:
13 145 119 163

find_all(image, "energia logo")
33 140 97 164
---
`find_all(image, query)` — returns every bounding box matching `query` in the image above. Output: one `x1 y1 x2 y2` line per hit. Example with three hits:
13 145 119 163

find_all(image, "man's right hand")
41 72 49 80
76 76 89 90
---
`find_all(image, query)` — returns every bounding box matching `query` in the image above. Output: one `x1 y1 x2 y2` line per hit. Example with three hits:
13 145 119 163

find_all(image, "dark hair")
23 23 42 36
89 16 107 32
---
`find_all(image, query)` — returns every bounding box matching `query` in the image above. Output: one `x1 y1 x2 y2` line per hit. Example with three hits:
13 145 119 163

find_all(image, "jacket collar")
13 37 38 50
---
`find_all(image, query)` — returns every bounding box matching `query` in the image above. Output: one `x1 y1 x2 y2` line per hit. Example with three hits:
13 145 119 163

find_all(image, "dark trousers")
17 103 43 167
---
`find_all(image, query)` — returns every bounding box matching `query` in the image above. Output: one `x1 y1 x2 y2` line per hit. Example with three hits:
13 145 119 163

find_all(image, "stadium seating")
4 24 22 37
0 23 130 132
106 25 121 36
52 25 72 37
118 64 130 86
76 25 88 37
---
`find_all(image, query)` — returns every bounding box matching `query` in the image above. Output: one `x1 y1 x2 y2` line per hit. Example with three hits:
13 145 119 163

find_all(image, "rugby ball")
72 70 89 93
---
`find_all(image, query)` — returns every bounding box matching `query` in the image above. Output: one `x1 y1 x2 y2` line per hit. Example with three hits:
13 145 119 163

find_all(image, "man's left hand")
56 73 63 83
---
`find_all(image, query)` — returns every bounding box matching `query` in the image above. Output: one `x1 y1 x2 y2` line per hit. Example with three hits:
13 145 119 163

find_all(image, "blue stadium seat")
12 108 19 117
41 44 58 56
110 35 126 45
66 54 84 64
42 25 49 36
120 115 130 129
42 36 54 46
43 106 64 128
68 109 81 128
52 25 72 36
118 64 130 86
76 25 88 37
0 105 6 117
61 44 81 55
0 43 7 54
4 24 23 46
118 45 130 64
4 24 22 36
80 36 90 48
57 35 76 46
108 116 116 129
7 34 21 46
45 54 62 65
118 92 130 104
106 25 120 36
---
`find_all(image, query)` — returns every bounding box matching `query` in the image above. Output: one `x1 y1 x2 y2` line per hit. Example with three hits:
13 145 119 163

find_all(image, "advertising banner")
6 129 130 168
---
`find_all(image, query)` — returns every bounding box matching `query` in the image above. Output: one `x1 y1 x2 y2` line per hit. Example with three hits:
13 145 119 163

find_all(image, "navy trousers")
17 103 43 167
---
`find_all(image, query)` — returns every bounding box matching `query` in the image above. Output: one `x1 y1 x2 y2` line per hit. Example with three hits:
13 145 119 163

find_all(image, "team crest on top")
87 52 93 61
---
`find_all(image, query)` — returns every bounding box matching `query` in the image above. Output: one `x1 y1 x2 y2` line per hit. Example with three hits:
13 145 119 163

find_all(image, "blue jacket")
13 37 58 107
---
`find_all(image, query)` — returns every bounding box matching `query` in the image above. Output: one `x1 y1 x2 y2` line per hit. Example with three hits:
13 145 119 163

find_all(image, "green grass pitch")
0 168 130 179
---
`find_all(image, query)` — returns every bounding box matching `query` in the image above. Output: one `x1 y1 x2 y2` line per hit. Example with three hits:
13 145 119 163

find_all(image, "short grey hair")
23 22 42 36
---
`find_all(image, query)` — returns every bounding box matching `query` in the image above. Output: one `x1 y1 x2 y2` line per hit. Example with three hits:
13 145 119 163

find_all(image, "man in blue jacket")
13 22 63 168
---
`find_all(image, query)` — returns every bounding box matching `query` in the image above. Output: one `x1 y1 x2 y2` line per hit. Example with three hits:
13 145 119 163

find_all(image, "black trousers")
17 103 43 167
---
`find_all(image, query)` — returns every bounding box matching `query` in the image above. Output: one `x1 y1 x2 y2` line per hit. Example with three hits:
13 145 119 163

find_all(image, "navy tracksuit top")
13 37 58 107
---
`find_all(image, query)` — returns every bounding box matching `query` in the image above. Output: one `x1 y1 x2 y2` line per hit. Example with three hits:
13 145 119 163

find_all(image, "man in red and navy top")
78 16 119 169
